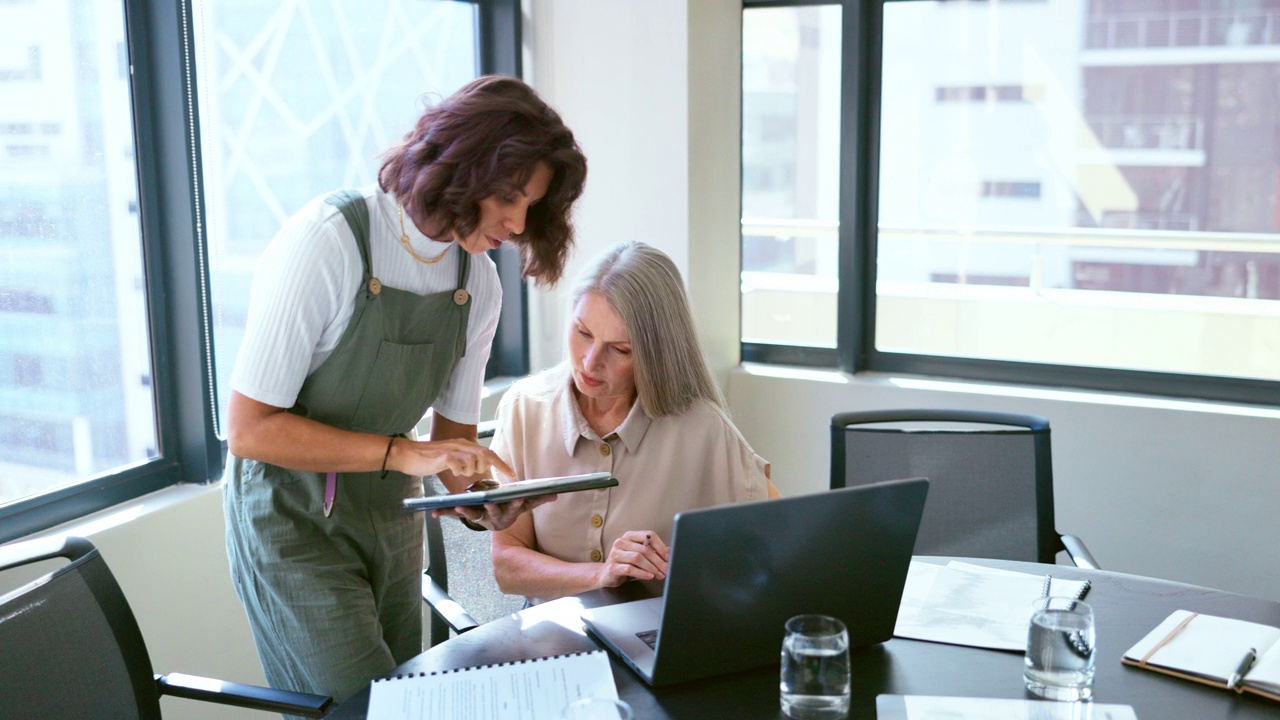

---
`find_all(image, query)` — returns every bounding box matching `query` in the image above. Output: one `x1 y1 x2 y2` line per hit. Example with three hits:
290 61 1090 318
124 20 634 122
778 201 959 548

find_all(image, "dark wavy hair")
378 75 587 286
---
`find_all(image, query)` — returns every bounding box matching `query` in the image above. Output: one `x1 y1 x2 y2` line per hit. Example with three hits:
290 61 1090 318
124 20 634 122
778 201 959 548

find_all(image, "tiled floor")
427 514 526 646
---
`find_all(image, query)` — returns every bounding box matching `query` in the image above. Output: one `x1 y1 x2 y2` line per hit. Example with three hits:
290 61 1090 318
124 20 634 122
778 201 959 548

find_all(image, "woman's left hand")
433 494 557 532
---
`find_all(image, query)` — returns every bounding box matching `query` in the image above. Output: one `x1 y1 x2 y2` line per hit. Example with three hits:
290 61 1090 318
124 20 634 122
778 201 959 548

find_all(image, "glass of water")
1025 597 1096 701
780 614 851 719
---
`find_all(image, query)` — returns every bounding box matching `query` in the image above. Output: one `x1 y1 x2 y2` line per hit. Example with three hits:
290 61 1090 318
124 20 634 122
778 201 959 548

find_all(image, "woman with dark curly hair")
222 75 586 706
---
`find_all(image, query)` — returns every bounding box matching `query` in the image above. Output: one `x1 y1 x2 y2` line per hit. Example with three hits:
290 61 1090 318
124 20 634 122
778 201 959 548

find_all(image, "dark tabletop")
329 558 1280 718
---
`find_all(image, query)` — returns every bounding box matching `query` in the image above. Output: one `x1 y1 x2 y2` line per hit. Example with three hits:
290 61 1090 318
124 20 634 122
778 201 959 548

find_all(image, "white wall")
726 368 1280 602
523 0 742 381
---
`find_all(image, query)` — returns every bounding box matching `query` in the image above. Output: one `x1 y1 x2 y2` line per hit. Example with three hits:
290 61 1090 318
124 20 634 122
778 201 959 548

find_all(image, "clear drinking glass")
780 614 851 719
560 696 633 720
1025 597 1096 701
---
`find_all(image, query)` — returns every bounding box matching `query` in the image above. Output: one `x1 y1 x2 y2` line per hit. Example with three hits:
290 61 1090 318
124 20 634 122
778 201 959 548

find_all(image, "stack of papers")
894 561 1090 651
366 649 618 720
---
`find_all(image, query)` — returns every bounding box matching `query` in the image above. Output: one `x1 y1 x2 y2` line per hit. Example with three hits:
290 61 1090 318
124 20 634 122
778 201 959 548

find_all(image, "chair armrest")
423 572 481 635
0 535 95 570
1059 533 1100 570
156 673 331 718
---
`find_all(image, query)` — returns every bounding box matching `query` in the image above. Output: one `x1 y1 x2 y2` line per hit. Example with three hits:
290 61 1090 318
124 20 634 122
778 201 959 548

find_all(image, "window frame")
741 0 1280 407
0 0 522 545
479 0 531 379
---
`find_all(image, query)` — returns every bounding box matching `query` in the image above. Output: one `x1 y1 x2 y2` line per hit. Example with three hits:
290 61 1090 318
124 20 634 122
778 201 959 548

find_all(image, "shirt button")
591 514 603 528
590 549 602 562
600 444 611 457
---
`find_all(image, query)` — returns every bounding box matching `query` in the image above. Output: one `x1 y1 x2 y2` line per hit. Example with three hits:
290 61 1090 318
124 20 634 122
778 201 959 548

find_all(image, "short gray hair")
570 241 723 418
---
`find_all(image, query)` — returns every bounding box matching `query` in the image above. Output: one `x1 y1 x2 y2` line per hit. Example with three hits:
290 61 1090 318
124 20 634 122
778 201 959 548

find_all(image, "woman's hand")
408 437 549 531
433 494 557 532
391 437 514 479
597 531 670 588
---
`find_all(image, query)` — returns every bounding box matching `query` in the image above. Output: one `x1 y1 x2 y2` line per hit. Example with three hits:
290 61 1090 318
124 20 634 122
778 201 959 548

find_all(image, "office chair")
0 535 332 719
423 511 481 644
421 419 495 646
830 409 1098 568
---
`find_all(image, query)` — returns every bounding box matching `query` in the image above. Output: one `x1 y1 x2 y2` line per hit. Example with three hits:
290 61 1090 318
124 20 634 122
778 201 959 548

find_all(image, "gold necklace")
398 204 450 265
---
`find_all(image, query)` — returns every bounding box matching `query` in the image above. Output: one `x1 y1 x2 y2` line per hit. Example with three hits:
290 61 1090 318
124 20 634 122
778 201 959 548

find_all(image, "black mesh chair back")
0 535 331 718
0 536 160 719
831 409 1095 566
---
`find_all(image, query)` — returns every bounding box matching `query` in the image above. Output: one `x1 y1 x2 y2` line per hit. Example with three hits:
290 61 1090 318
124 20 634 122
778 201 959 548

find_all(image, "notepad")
1122 610 1280 702
366 649 619 719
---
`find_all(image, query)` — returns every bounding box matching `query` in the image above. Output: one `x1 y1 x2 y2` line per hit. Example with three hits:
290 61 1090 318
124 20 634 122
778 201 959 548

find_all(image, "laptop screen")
584 477 929 686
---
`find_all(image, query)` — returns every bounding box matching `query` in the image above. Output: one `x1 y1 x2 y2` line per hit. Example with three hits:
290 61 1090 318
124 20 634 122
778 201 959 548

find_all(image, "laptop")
581 477 929 686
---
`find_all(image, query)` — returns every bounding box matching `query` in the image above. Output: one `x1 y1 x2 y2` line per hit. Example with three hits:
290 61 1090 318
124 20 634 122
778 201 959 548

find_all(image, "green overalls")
224 190 472 707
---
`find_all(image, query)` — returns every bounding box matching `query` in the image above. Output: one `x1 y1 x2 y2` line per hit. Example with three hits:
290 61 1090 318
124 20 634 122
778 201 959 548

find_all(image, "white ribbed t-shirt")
229 184 502 426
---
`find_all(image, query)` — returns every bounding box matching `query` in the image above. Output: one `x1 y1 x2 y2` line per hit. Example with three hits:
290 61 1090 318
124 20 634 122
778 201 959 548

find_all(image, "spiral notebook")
366 649 618 719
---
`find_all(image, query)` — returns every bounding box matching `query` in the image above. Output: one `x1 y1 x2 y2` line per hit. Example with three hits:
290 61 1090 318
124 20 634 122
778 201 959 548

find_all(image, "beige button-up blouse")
489 369 770 572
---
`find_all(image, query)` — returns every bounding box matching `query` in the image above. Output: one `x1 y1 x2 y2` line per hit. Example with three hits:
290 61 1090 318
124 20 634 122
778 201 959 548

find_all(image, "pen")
1227 647 1257 691
1073 579 1092 602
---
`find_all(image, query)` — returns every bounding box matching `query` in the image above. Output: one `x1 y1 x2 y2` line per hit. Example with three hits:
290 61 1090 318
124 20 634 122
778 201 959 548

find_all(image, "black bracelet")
379 436 396 479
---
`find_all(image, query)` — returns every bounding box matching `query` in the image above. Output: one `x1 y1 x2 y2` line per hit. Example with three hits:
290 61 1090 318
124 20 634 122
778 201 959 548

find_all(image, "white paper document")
877 694 1138 719
894 561 1090 651
366 649 618 720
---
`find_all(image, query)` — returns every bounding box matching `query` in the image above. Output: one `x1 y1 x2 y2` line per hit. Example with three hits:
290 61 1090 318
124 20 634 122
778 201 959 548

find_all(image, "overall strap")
455 245 472 290
318 190 373 518
324 190 374 289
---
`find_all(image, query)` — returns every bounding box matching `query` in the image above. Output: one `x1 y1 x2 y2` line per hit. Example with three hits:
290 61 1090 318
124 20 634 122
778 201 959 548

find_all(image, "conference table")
329 558 1280 718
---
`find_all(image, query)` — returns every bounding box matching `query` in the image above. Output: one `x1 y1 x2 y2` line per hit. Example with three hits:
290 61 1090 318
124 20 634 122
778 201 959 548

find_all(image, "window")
0 1 158 513
0 0 519 543
192 0 481 431
742 0 1280 404
936 84 1044 103
741 4 842 350
981 182 1042 199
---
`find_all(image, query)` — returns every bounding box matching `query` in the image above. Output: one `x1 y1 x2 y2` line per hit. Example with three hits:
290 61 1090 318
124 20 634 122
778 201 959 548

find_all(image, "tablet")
402 472 618 512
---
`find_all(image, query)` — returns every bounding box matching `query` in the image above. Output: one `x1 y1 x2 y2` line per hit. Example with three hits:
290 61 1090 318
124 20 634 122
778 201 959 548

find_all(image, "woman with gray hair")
489 241 780 603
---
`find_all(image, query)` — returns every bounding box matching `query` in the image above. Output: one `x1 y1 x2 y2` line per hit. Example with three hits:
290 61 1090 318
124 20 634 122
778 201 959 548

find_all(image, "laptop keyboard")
635 629 658 650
